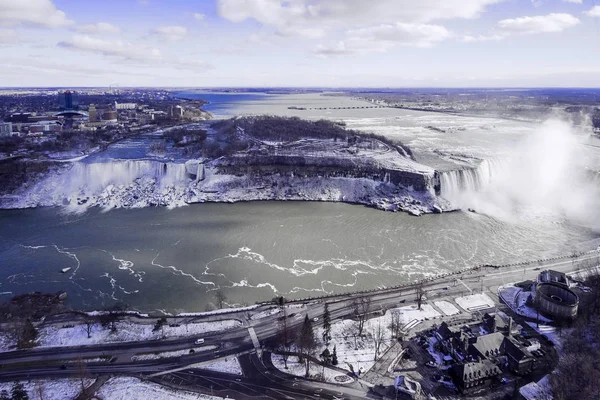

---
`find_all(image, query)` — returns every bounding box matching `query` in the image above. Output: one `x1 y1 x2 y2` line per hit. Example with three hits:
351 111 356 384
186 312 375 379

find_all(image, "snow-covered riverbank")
1 164 448 216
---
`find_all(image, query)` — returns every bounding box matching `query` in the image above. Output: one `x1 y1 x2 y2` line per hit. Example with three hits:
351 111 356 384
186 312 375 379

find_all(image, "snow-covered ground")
19 320 240 350
131 346 217 361
0 378 93 400
455 293 495 312
195 357 243 375
271 354 353 384
498 284 552 323
312 304 441 374
519 375 553 400
434 301 460 316
96 377 223 400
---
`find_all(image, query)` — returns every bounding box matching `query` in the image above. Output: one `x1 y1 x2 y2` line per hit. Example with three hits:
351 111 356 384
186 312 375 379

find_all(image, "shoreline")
0 174 452 216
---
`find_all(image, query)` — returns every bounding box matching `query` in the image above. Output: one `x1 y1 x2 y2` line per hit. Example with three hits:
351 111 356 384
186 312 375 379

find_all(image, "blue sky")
1 0 600 87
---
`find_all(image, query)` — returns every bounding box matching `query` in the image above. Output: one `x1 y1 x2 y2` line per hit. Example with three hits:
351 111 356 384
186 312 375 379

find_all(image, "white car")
195 338 205 344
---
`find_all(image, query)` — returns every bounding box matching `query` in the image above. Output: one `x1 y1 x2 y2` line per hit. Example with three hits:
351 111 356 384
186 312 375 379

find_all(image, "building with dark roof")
504 337 535 375
468 332 505 360
452 359 502 392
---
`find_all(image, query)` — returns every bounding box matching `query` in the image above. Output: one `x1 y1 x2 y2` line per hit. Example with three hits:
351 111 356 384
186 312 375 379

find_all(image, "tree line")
211 116 415 160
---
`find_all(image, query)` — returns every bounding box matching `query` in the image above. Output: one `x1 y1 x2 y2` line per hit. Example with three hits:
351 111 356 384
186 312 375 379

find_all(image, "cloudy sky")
1 0 600 87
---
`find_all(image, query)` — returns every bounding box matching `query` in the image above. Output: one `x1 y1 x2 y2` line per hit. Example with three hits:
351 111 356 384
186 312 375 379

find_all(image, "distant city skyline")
1 0 600 87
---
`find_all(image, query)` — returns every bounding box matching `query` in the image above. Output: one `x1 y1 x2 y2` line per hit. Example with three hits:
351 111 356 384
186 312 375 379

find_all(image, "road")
0 250 597 399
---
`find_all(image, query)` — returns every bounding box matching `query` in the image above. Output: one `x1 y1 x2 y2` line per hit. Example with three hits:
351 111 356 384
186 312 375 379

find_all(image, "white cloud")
348 23 451 47
585 6 600 17
218 0 503 38
497 13 579 34
151 25 188 40
57 35 213 72
315 23 450 56
0 28 17 43
75 22 121 34
0 0 73 28
462 33 506 42
194 13 205 21
58 35 162 61
563 0 582 3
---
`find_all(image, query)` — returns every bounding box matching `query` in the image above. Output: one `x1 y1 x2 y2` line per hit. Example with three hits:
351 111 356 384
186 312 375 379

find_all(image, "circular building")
535 282 579 320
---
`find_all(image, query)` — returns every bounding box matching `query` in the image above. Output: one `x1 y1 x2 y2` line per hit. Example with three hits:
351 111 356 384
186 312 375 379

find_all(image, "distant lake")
174 91 281 118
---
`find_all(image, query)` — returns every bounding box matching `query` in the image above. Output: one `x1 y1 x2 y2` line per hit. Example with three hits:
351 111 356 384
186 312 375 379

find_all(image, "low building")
535 282 579 320
452 360 501 392
505 337 535 375
26 121 62 134
115 101 136 110
468 332 505 360
538 269 568 287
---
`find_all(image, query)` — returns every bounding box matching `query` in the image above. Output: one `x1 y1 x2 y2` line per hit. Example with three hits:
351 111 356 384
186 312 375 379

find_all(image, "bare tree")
415 282 426 311
389 309 403 340
352 297 371 336
83 316 96 339
214 289 227 309
371 320 386 361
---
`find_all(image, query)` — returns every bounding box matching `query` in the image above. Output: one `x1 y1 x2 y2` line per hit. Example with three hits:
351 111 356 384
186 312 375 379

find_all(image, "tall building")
169 105 184 119
0 122 12 137
88 104 97 122
58 91 79 110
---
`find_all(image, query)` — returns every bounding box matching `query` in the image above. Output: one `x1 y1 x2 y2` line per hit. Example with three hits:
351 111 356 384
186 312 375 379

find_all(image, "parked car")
425 361 437 368
195 338 205 344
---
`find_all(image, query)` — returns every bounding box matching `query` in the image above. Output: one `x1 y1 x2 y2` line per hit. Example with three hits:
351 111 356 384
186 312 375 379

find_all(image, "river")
0 91 598 313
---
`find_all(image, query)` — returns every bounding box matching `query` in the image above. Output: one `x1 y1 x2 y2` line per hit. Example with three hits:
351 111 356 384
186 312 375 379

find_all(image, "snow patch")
455 293 495 312
96 377 223 400
17 320 240 350
195 357 243 375
434 300 460 316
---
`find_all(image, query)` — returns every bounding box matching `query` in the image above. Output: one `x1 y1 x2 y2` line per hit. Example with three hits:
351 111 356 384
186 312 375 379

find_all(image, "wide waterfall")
436 119 600 228
65 160 189 193
439 158 508 202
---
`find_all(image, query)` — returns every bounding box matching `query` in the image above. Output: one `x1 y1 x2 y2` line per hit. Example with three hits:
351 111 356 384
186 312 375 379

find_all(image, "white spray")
441 119 600 228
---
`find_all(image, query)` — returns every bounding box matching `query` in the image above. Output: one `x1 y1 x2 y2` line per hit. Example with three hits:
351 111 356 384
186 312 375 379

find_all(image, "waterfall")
63 160 189 193
439 158 508 202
